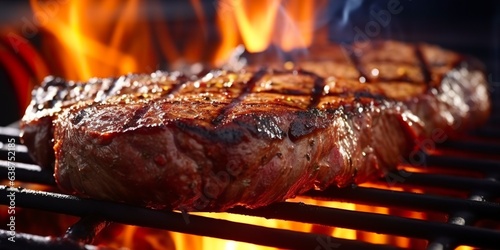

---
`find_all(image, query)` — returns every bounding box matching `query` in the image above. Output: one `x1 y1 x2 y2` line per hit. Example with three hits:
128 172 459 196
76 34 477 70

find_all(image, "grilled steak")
22 41 490 211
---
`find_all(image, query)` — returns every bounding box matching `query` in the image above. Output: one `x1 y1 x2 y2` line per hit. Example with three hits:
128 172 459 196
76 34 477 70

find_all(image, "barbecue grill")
1 0 500 249
0 111 500 250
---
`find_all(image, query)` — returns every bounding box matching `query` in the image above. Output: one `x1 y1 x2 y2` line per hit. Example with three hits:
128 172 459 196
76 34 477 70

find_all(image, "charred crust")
253 115 286 140
174 120 246 145
32 76 71 111
212 68 267 125
166 77 191 97
288 68 326 109
42 76 68 90
176 112 287 145
102 77 119 96
288 109 328 141
353 91 385 103
71 109 88 125
123 105 151 129
415 45 432 88
234 114 285 140
346 44 369 82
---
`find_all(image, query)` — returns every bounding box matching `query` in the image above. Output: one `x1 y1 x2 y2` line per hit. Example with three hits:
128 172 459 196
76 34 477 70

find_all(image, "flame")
97 225 176 250
231 0 281 52
274 0 315 51
29 0 155 80
294 197 427 248
30 0 324 80
30 0 214 81
170 213 279 250
165 195 428 250
214 0 322 65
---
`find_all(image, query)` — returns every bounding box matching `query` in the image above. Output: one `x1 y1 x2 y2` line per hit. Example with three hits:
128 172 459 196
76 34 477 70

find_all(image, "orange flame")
31 0 151 80
30 0 156 80
30 0 324 80
214 0 321 65
30 0 216 81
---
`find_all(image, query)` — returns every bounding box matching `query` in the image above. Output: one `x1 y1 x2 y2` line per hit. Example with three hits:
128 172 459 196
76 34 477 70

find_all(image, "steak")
22 41 490 211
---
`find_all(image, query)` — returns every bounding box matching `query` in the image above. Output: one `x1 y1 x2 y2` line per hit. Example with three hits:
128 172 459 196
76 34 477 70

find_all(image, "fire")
214 0 322 65
29 0 153 80
170 213 280 250
30 0 323 81
165 197 428 250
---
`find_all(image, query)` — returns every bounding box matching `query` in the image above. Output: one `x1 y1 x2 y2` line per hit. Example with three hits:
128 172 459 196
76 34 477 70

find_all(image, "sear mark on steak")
212 68 268 125
71 109 88 125
288 108 328 141
123 105 152 130
21 40 491 211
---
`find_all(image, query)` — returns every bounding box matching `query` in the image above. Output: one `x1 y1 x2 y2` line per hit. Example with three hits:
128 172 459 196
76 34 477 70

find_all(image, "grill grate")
0 123 499 249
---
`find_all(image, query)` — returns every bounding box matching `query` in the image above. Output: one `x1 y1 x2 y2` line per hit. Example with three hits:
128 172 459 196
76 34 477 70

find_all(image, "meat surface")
20 72 188 168
21 41 490 211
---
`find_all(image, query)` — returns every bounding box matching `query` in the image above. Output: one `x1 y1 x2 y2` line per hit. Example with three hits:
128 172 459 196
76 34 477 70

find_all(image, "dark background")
0 0 498 126
327 0 499 78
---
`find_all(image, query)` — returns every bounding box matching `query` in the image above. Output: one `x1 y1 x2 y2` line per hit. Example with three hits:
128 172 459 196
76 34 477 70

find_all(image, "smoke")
327 0 408 44
327 0 364 43
340 0 364 27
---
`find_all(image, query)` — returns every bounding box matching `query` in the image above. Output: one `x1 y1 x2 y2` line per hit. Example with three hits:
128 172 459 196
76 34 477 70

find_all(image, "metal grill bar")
0 229 96 250
0 186 398 250
425 160 499 250
227 201 500 249
304 186 500 220
0 127 20 143
0 144 34 164
420 133 499 249
0 160 55 186
2 182 500 249
63 216 110 244
470 125 500 138
425 154 500 175
390 171 500 193
427 192 489 250
441 137 500 154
